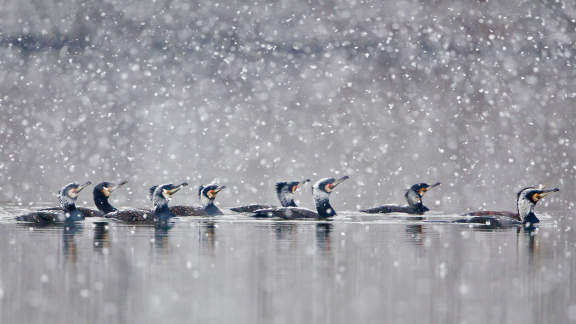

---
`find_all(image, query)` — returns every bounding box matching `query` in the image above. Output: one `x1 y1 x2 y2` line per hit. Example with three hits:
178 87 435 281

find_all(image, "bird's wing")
360 205 410 214
230 204 276 213
170 205 207 216
253 207 318 219
106 209 154 224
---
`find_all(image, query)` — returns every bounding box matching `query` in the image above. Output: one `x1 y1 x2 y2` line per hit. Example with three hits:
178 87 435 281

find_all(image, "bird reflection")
63 224 83 264
93 222 111 252
199 221 216 254
520 226 540 264
274 222 295 241
316 222 332 253
405 224 424 245
153 224 173 250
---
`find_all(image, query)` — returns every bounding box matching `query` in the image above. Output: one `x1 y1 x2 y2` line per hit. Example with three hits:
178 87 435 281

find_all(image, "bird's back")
253 207 318 219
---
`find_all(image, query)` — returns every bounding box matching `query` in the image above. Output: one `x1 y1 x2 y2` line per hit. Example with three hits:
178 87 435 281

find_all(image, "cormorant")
456 186 559 227
360 182 441 215
106 183 188 225
170 184 226 216
252 176 349 219
16 182 92 225
230 179 310 213
40 181 128 217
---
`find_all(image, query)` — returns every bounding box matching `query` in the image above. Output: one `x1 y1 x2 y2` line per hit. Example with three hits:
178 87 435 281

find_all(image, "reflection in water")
62 224 83 264
154 225 172 250
274 222 295 241
93 222 111 252
199 221 217 254
1 208 574 324
316 222 332 253
405 224 424 245
521 227 540 268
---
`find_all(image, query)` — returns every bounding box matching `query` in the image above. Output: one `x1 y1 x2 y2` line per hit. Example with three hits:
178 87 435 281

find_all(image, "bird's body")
169 184 226 216
231 180 309 214
252 206 319 219
253 176 349 219
360 182 440 215
105 208 154 224
16 182 92 225
455 187 559 227
38 206 104 218
106 183 187 227
360 205 429 214
230 204 276 213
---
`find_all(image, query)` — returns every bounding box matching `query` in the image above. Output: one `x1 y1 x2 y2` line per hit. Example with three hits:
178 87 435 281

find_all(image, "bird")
252 176 349 219
40 181 128 217
169 184 226 216
230 179 310 213
106 182 188 224
16 182 92 225
360 182 441 215
456 186 559 227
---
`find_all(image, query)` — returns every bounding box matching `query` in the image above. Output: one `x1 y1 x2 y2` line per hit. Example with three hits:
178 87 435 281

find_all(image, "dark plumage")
16 182 92 225
170 184 226 216
230 179 310 213
456 187 559 227
253 176 349 219
106 183 188 227
360 182 440 215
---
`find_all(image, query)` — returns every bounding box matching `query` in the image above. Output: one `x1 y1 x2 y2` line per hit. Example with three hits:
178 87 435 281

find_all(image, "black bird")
253 176 349 219
230 179 310 213
16 182 92 225
456 186 559 227
170 184 226 216
41 181 128 217
360 182 441 215
106 183 188 225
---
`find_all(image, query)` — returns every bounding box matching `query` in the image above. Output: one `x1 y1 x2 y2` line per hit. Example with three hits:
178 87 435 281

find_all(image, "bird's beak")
420 182 441 195
428 182 441 190
332 176 350 188
536 188 559 200
165 182 189 196
213 185 226 195
109 180 128 193
75 181 92 193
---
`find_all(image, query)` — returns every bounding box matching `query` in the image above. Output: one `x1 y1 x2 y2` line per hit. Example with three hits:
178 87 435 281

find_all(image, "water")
1 204 574 324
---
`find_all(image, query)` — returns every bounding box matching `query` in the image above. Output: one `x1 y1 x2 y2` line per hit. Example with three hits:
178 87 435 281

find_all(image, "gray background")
1 0 574 213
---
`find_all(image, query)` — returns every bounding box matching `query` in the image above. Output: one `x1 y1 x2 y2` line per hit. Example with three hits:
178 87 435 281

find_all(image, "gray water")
0 204 574 324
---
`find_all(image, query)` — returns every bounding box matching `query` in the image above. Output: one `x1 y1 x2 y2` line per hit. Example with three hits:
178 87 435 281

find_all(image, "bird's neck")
523 212 540 225
405 190 422 207
95 195 116 213
517 198 537 224
410 203 428 214
200 196 215 208
315 198 336 218
278 192 296 207
204 204 222 216
63 203 84 222
62 202 76 212
154 203 174 222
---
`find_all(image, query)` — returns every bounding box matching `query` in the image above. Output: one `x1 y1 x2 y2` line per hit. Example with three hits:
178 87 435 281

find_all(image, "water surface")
0 204 574 324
